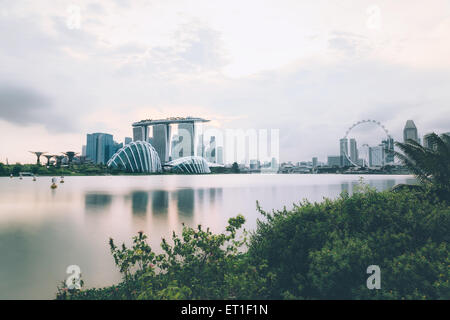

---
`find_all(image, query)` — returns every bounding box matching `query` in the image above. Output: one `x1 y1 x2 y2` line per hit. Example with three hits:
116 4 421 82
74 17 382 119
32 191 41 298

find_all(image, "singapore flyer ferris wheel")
342 119 396 168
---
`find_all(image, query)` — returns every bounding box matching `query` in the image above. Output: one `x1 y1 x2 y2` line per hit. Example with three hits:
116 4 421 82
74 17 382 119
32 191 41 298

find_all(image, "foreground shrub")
57 215 268 300
248 188 449 299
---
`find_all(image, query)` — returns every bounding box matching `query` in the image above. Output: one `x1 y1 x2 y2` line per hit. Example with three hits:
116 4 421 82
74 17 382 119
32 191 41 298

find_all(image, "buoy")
51 177 57 189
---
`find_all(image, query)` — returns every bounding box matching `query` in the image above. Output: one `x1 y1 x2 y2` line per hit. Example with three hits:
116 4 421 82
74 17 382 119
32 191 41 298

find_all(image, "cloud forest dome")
107 141 162 173
166 156 211 174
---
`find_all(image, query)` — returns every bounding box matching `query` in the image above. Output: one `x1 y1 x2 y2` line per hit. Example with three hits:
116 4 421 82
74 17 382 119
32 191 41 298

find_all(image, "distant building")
178 122 195 157
216 146 224 165
81 145 86 157
133 126 146 142
132 117 209 164
149 124 172 163
403 120 419 143
349 139 358 164
327 156 341 167
271 157 278 170
382 137 395 164
86 133 116 164
369 145 384 167
340 138 351 167
124 137 132 145
206 136 216 163
312 157 318 168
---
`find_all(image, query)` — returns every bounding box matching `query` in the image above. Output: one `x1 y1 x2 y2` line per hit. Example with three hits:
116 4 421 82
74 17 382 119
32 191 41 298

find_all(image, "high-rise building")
340 138 351 167
86 133 116 164
124 137 132 145
217 146 224 165
312 157 318 168
133 126 146 142
403 120 419 143
382 137 394 163
82 145 86 157
149 124 172 163
349 139 358 164
178 122 195 157
206 136 216 163
196 134 205 157
369 145 384 167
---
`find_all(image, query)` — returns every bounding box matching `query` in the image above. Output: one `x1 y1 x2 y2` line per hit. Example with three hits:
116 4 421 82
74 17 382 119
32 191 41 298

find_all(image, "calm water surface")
0 174 415 299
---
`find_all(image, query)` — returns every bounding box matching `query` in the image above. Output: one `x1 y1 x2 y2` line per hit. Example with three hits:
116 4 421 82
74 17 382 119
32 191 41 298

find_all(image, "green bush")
248 187 449 299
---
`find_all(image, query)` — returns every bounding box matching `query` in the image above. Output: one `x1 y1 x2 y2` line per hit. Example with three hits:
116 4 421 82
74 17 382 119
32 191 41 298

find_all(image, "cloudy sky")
0 0 449 164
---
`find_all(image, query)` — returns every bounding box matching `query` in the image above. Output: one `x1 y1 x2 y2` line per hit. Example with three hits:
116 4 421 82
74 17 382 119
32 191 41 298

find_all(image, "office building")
217 146 224 165
124 137 132 145
86 133 116 164
382 137 395 163
340 138 351 166
349 139 358 163
403 120 419 143
369 145 384 167
327 156 341 167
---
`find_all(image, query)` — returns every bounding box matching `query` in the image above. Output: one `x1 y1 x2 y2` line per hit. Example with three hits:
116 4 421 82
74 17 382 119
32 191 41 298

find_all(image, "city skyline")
1 1 450 164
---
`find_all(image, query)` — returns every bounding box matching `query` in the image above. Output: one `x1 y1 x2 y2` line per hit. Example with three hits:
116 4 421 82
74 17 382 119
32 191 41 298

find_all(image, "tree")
231 162 240 173
394 133 450 200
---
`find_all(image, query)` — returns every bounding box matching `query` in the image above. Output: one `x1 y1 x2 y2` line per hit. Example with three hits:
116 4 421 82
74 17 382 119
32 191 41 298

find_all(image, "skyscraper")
403 120 418 143
86 133 115 164
149 124 171 163
133 126 146 142
340 138 351 167
382 137 394 163
369 145 384 167
312 157 318 168
178 122 195 157
349 139 358 164
217 146 224 165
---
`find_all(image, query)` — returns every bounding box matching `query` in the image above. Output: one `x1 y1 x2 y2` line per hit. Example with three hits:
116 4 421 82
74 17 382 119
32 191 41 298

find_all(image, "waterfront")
0 174 415 299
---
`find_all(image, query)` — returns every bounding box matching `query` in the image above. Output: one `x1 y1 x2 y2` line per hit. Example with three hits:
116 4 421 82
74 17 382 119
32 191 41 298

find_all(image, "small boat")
60 176 65 183
32 176 36 181
10 174 13 179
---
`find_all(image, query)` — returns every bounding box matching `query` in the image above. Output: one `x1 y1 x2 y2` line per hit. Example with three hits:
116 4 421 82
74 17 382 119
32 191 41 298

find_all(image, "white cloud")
0 0 449 164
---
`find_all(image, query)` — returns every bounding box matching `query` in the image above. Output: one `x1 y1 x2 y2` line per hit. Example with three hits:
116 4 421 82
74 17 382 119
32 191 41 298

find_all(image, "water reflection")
340 179 398 193
151 190 168 215
131 191 148 216
0 174 416 299
176 189 194 217
85 193 112 212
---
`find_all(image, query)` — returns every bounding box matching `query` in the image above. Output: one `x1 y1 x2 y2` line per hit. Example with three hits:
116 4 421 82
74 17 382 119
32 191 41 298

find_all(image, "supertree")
44 155 54 166
63 151 78 165
53 155 65 167
29 151 46 165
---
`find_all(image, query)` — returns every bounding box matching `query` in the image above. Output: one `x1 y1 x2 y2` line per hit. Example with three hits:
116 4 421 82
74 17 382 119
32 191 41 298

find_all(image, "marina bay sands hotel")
132 117 210 164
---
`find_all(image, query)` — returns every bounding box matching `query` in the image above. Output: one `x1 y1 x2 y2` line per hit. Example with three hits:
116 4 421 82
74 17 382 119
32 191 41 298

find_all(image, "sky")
0 0 449 164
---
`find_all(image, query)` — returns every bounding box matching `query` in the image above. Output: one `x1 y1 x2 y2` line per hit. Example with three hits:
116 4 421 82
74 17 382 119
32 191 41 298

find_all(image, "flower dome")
165 156 211 174
107 141 162 173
